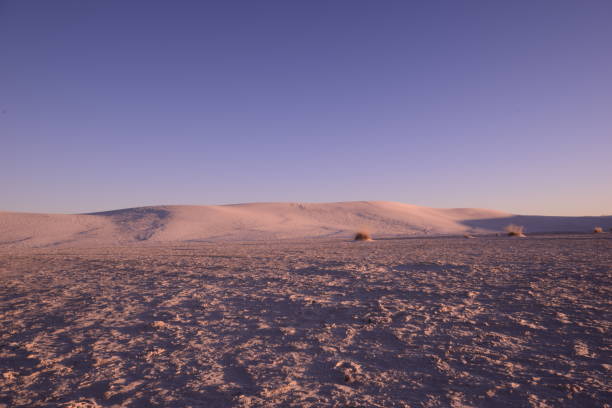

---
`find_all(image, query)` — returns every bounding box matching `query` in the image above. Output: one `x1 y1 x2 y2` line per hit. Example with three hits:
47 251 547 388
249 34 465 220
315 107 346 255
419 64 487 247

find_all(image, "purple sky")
1 1 611 215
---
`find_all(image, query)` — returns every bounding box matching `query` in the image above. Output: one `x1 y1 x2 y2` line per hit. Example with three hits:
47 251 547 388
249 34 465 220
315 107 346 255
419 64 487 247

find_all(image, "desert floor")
0 235 610 407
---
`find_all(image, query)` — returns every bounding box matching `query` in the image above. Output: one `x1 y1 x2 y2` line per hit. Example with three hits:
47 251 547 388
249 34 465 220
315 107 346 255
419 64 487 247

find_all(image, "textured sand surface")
2 202 611 249
1 235 610 407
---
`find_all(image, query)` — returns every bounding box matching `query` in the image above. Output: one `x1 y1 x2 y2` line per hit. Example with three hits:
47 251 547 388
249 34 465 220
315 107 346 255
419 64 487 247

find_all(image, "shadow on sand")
88 207 171 241
459 214 612 234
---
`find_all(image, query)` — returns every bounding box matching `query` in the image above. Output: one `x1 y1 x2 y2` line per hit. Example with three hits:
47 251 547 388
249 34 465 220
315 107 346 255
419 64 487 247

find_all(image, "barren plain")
1 235 610 407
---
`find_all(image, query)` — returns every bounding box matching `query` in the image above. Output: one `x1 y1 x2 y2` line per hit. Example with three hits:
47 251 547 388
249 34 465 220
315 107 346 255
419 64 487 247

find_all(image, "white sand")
2 201 610 249
1 236 610 407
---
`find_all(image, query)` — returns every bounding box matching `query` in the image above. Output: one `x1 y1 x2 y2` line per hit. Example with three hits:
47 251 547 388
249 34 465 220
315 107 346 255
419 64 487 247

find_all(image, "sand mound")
1 201 610 248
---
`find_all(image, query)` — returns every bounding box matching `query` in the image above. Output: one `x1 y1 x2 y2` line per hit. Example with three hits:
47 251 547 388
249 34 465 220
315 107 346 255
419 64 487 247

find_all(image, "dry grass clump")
505 224 526 237
593 227 603 234
354 231 372 241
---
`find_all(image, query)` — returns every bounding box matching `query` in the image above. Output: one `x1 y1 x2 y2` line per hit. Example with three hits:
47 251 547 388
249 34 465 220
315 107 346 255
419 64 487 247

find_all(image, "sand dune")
1 201 610 248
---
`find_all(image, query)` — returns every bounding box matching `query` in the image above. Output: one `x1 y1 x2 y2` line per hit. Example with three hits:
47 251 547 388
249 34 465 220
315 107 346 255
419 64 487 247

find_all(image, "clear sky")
1 1 611 215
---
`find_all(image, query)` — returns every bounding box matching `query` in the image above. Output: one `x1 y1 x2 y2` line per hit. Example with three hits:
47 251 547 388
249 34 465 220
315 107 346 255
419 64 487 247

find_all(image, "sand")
1 234 610 407
1 201 611 249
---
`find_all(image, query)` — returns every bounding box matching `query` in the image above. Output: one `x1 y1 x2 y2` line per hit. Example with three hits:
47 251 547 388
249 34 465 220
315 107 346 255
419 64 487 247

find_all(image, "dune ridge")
1 201 610 248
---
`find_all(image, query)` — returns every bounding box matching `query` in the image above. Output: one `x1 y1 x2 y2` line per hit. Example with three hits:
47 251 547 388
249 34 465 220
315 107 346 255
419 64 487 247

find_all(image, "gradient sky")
1 1 611 215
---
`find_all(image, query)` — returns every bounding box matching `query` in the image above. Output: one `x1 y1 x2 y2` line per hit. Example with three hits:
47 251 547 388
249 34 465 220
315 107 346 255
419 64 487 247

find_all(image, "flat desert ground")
1 234 610 407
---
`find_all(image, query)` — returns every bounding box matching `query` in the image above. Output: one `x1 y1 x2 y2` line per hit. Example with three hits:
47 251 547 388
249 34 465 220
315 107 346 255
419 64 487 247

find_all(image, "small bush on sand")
505 224 525 237
354 231 372 241
593 227 603 234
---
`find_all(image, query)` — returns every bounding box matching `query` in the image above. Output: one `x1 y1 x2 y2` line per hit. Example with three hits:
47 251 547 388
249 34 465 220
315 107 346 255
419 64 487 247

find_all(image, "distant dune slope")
1 201 610 248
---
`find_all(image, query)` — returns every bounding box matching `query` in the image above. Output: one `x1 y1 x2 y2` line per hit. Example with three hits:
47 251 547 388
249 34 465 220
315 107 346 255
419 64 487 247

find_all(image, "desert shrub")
354 231 372 241
505 224 525 237
593 226 603 234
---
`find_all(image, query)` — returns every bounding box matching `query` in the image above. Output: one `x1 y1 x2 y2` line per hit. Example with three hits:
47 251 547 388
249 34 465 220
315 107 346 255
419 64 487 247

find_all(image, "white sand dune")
1 201 610 248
